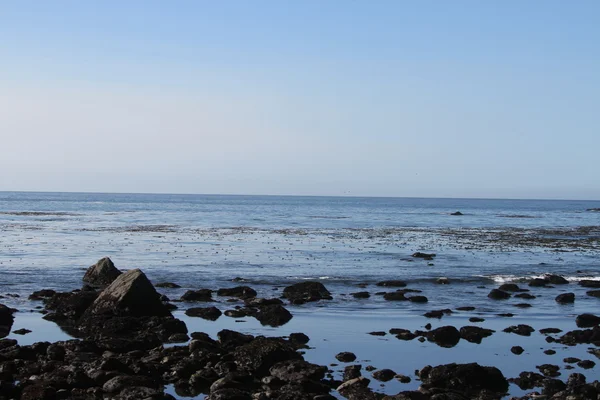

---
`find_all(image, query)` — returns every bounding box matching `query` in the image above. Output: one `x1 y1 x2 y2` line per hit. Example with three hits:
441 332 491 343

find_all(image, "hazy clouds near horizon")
1 1 599 199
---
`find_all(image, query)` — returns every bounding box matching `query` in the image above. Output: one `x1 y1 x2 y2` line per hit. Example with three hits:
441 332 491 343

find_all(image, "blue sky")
1 1 599 199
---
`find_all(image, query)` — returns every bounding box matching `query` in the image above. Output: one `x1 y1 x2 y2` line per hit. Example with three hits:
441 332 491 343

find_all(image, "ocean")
1 191 600 398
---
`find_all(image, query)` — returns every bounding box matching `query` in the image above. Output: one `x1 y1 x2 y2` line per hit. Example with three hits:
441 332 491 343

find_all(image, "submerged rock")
376 280 407 287
82 257 122 287
282 282 332 304
412 252 435 260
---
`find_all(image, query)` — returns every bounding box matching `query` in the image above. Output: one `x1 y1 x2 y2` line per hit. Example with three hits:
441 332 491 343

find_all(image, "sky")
1 1 599 199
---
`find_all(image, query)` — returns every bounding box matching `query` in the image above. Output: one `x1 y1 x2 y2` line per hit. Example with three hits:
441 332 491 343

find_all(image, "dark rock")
233 337 300 376
156 282 181 288
436 277 450 284
376 280 407 287
21 384 57 400
513 303 532 308
282 282 332 304
351 292 370 299
217 329 254 349
529 278 548 287
423 309 453 319
343 365 362 381
336 352 357 362
536 364 560 377
186 306 222 321
217 286 257 299
469 317 485 323
503 324 535 336
12 328 31 335
408 295 428 303
395 374 411 383
336 377 375 400
450 211 463 216
269 359 327 382
545 274 568 284
102 374 158 393
515 292 536 299
412 252 435 260
28 289 57 300
207 388 252 400
576 313 600 328
540 327 562 334
580 279 600 288
586 290 600 298
428 326 461 348
392 328 416 341
289 332 309 344
459 326 494 344
181 289 213 302
563 357 581 363
368 331 386 336
244 297 283 307
254 304 293 327
555 292 575 303
372 368 396 382
497 313 514 317
419 362 508 395
456 306 476 311
577 359 595 369
488 289 511 300
85 269 171 317
83 257 122 287
509 371 545 389
383 291 408 301
0 304 15 338
498 283 524 292
511 346 524 355
544 349 556 355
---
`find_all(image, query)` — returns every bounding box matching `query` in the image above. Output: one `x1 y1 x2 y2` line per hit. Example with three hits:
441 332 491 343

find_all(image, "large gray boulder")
83 257 122 287
85 269 170 318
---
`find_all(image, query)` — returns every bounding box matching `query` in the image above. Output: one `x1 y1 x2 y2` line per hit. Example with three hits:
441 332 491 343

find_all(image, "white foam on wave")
482 274 600 283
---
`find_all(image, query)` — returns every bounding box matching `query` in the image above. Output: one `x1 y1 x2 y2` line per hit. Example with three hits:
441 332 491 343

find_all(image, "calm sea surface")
1 192 600 398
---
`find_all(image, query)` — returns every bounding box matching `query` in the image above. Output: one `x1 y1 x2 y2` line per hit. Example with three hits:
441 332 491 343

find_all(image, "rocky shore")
1 257 600 400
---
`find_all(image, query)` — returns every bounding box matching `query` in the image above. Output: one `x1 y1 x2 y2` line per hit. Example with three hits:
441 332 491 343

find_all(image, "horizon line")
0 189 598 203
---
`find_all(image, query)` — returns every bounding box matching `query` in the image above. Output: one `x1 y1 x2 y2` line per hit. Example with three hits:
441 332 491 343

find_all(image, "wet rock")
498 283 525 292
412 252 435 260
488 289 511 300
181 289 214 302
12 328 31 335
376 280 407 287
207 388 252 400
459 326 495 344
586 289 600 298
336 377 375 400
407 295 428 303
450 211 463 216
423 309 452 319
289 332 309 344
456 306 475 311
579 280 600 288
539 327 562 334
436 277 450 284
270 359 327 382
544 274 569 285
254 304 293 327
563 357 580 363
282 282 332 304
529 278 548 287
233 337 300 375
503 324 535 336
368 331 386 337
419 362 508 395
218 329 254 349
343 365 362 381
513 303 532 308
391 328 416 341
509 371 545 389
427 326 461 348
156 282 181 288
336 352 357 362
372 368 396 382
217 286 257 299
0 304 15 338
395 374 411 384
351 292 370 299
186 306 222 321
515 293 536 299
497 313 514 317
102 374 158 393
544 349 556 355
83 257 122 287
577 359 595 369
469 317 485 323
536 364 560 377
511 346 524 355
383 291 408 301
43 290 99 321
555 292 575 303
244 297 283 307
28 289 57 300
85 269 171 318
21 384 57 400
576 313 600 328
